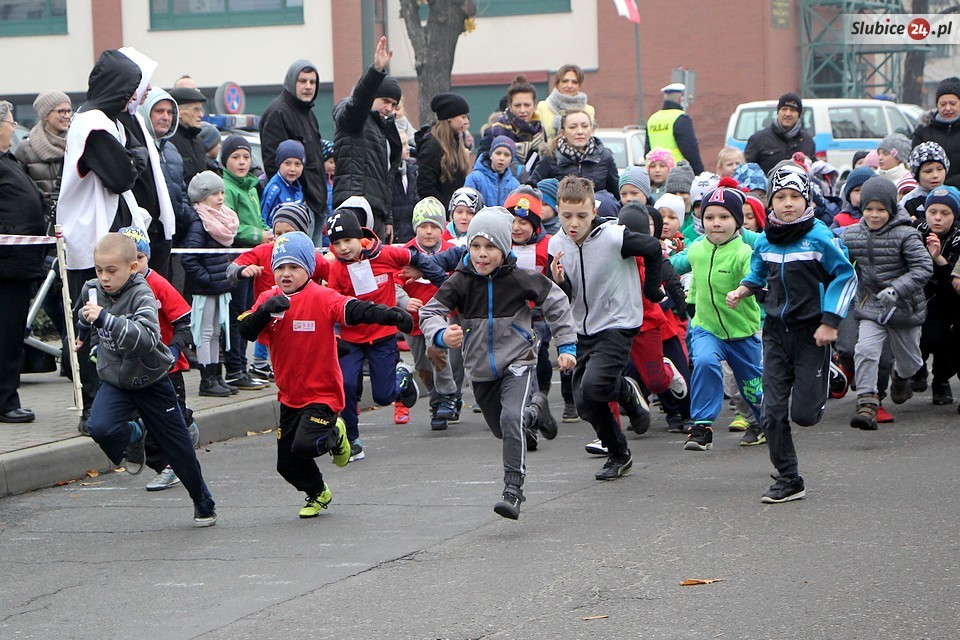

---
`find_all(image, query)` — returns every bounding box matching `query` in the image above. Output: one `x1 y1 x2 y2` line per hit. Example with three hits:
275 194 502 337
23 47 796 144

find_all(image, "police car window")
736 107 815 140
886 106 911 136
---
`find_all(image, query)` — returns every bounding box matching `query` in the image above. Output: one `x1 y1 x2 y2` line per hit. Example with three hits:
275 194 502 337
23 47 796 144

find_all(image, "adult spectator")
173 75 198 89
744 92 816 175
15 90 71 209
332 36 401 242
478 74 546 173
416 92 471 209
912 77 960 189
536 64 596 142
391 129 419 244
529 108 619 195
260 57 326 241
0 100 47 423
645 83 704 174
168 86 208 185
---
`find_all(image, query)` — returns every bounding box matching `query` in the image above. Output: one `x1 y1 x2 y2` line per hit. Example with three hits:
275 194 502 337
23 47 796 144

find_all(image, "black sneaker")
493 485 525 520
665 413 686 433
761 474 806 503
225 370 267 391
595 452 633 481
910 367 928 393
684 423 713 451
562 402 579 423
123 419 147 475
193 504 218 527
621 377 650 434
739 424 767 446
932 381 953 405
396 363 419 408
430 412 448 431
250 362 275 381
531 392 558 440
434 393 458 421
890 373 913 405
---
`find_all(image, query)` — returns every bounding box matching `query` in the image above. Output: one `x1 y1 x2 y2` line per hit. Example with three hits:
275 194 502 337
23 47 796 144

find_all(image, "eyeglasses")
3 119 18 128
56 109 72 116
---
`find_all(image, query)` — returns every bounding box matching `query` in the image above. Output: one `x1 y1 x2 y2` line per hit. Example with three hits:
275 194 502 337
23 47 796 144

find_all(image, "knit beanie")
376 76 402 102
908 141 950 176
504 185 543 230
466 206 513 257
700 186 746 228
842 166 876 203
448 186 484 215
187 170 225 203
654 193 686 228
538 178 559 209
645 148 676 170
321 139 335 161
859 175 898 216
690 171 721 204
618 166 652 202
220 134 251 164
272 202 312 234
412 196 447 230
271 231 316 274
490 135 516 158
896 174 919 196
431 93 470 121
936 77 960 103
744 196 767 230
733 162 768 193
596 190 622 221
33 90 71 121
199 122 221 153
767 161 811 206
777 92 803 113
665 163 695 194
924 185 960 217
863 150 880 169
337 195 373 228
878 133 911 163
118 226 150 258
618 202 651 236
276 139 306 165
325 208 364 243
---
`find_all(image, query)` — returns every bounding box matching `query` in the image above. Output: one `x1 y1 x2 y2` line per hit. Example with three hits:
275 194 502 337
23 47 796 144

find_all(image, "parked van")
725 99 915 176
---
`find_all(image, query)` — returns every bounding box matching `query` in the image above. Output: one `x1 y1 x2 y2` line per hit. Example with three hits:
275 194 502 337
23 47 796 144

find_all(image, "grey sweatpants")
404 333 459 401
472 359 535 488
854 319 924 395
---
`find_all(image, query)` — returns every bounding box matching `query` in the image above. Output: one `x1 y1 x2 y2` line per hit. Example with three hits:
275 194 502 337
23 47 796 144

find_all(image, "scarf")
545 88 589 132
28 122 66 161
194 202 239 246
764 206 816 245
936 112 960 125
557 135 597 164
773 119 802 140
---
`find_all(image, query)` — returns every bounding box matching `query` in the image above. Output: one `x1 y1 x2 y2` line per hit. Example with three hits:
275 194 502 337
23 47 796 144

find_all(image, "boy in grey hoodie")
78 233 217 527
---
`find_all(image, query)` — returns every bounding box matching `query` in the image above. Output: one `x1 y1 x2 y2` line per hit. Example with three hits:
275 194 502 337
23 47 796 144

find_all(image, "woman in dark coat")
529 108 619 195
912 77 960 189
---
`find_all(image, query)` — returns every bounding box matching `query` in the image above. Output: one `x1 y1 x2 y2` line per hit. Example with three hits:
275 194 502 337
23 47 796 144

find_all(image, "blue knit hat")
271 231 316 274
276 139 306 165
118 226 150 259
842 166 876 203
538 178 559 209
925 185 960 216
489 135 516 158
733 162 768 193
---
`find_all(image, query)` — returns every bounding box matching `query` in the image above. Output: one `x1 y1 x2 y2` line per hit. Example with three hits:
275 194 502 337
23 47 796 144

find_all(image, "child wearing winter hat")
655 193 686 255
831 165 875 232
876 133 913 184
903 141 950 219
645 148 675 199
742 195 766 232
537 177 561 234
238 231 414 518
665 162 695 212
443 186 485 244
619 166 652 205
420 207 577 519
260 139 306 227
464 134 520 207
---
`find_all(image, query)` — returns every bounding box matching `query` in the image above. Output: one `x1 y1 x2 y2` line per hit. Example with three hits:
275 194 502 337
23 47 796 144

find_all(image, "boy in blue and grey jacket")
78 233 217 527
260 139 305 226
728 162 857 504
464 135 520 207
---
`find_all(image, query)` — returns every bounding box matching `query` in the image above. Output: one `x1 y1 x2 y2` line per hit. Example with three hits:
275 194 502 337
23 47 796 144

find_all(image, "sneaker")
349 439 366 462
585 438 608 456
562 402 579 423
123 420 147 475
394 402 410 425
876 404 895 423
435 394 458 421
225 370 267 391
932 381 954 405
78 411 90 436
684 423 714 451
739 424 766 446
681 419 695 435
890 373 913 405
665 413 686 433
471 403 483 414
761 474 806 504
448 398 462 424
329 418 351 467
595 452 633 481
663 357 688 398
193 504 218 527
146 466 181 491
187 420 200 448
829 354 850 399
531 392 558 440
430 415 448 431
728 414 751 432
850 395 879 431
525 427 538 452
299 483 332 518
396 363 419 408
910 367 929 393
250 362 275 381
493 486 525 520
622 376 651 435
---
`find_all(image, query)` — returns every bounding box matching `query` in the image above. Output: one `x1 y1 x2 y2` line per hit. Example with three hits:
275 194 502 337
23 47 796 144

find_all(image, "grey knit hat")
858 175 898 217
665 162 696 194
33 90 71 121
466 206 514 257
878 133 912 163
272 202 312 234
187 170 225 203
618 166 651 201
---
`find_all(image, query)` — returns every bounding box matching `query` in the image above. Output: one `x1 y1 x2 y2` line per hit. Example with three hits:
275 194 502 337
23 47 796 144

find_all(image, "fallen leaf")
85 469 99 478
260 429 273 434
80 481 105 486
246 431 258 436
581 615 608 621
680 578 725 586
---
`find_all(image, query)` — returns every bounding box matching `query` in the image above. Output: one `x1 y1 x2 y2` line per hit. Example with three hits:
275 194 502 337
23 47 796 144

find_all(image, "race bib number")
513 245 537 271
293 320 315 332
348 260 378 295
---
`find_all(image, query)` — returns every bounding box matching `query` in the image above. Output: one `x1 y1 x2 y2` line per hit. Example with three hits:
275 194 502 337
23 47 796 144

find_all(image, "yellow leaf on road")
680 578 725 586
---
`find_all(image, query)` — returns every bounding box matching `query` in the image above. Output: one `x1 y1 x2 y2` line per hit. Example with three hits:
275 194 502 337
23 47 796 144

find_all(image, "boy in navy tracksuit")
728 162 857 503
260 139 306 226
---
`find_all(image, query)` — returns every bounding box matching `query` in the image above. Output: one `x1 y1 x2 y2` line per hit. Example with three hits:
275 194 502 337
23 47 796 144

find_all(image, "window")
150 0 303 31
828 106 886 139
886 105 912 137
475 0 570 18
0 0 66 37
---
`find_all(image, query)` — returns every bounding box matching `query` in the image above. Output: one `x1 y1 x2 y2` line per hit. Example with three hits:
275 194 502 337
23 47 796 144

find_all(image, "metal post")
634 22 644 127
55 225 83 413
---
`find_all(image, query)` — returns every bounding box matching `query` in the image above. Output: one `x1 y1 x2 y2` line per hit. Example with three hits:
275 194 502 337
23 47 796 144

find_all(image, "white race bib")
347 260 378 295
513 245 537 271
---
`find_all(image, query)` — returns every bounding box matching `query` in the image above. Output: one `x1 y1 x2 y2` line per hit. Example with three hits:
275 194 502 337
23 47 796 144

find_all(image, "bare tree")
398 0 476 125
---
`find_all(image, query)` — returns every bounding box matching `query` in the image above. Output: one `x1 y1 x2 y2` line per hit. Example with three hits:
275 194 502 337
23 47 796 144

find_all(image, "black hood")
79 49 142 120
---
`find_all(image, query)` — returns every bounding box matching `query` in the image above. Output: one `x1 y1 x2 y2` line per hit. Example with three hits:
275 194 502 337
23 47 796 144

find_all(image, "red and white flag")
613 0 640 24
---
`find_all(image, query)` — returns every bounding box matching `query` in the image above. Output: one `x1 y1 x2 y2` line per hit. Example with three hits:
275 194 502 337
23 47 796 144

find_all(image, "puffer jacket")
14 126 63 199
912 110 960 189
843 209 933 326
332 64 400 239
529 137 619 195
179 215 234 296
464 153 520 207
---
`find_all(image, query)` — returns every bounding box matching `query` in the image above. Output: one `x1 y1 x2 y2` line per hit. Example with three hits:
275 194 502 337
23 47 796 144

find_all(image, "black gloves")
260 294 291 315
385 307 414 334
344 299 413 333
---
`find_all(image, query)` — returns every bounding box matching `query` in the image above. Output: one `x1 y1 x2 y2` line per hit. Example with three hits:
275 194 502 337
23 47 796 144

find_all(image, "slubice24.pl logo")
844 14 960 44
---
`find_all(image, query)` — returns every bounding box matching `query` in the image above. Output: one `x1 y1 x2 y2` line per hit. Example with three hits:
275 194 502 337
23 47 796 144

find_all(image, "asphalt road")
2 388 959 639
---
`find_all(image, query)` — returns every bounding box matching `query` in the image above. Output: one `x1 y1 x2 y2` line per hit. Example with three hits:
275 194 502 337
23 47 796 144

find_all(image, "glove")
260 294 290 315
877 287 898 307
386 307 414 334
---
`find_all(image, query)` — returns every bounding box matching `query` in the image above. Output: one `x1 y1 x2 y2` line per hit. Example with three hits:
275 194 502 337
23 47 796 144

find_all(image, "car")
595 125 646 175
725 98 916 176
10 123 32 154
896 103 926 130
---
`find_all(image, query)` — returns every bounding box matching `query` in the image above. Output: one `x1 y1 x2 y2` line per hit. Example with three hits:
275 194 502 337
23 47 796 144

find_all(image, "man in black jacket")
744 93 816 175
260 59 326 242
333 36 402 243
168 86 208 185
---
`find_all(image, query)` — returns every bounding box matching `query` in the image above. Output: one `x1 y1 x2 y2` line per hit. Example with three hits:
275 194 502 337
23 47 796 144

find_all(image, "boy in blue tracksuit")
728 162 857 504
464 135 520 207
260 139 306 226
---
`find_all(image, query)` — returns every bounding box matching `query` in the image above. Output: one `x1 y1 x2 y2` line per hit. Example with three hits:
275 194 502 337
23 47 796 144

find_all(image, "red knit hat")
745 195 766 230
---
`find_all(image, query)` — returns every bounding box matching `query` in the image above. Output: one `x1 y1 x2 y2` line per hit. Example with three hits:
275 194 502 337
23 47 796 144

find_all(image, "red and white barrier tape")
0 234 57 245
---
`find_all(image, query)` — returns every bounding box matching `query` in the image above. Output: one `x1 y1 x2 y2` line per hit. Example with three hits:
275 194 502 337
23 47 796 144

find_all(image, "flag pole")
634 21 644 127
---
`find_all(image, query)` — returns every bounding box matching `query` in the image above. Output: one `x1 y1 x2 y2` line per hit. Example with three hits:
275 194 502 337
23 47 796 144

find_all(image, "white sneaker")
664 357 688 399
584 439 608 456
146 466 181 491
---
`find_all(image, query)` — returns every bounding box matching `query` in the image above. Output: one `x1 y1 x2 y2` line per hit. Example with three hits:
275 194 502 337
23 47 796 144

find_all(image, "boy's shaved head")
94 233 138 263
558 175 595 205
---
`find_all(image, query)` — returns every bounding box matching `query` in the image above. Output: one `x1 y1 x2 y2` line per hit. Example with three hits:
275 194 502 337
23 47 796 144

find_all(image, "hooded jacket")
260 60 326 220
530 137 619 195
912 110 960 189
224 169 269 247
464 152 521 207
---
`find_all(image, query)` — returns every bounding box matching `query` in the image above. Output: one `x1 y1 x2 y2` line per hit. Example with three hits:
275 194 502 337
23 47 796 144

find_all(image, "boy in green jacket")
684 185 763 451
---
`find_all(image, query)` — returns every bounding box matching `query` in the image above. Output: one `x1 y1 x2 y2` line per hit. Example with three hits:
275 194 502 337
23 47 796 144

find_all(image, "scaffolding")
799 0 917 98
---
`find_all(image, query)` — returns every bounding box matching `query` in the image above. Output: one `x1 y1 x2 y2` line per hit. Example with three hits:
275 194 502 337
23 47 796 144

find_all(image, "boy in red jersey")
239 231 413 518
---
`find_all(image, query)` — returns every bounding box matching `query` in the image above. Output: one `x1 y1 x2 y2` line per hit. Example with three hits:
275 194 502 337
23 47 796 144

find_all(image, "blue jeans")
339 336 401 441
